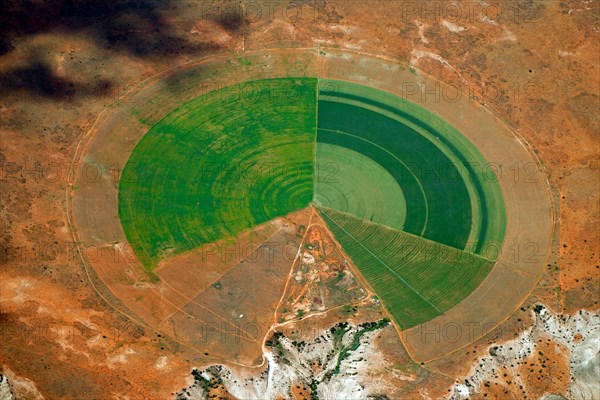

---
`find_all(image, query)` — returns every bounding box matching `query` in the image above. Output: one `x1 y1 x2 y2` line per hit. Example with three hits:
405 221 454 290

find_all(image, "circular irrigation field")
69 48 554 363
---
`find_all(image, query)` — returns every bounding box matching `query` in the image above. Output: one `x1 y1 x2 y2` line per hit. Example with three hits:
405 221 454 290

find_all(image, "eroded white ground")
449 306 600 400
176 320 394 400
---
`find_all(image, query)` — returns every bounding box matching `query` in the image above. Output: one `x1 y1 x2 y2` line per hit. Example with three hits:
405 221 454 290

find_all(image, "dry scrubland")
0 1 597 399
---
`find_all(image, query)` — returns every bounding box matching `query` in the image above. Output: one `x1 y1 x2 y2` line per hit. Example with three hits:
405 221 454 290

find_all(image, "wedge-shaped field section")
319 208 495 329
119 78 317 270
316 79 506 255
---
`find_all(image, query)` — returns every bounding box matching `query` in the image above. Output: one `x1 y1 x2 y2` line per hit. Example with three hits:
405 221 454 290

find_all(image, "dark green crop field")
317 79 506 254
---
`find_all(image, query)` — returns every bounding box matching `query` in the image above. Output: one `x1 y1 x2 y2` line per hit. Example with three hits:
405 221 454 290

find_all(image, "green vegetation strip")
326 319 390 380
319 207 494 329
119 78 317 270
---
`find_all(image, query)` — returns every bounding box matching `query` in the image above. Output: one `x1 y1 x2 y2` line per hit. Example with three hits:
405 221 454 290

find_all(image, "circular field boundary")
67 47 556 363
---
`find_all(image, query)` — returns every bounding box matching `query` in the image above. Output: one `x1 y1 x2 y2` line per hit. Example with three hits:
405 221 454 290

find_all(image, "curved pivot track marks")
315 78 506 255
119 78 317 272
70 48 554 366
71 62 323 365
315 48 553 362
312 78 507 337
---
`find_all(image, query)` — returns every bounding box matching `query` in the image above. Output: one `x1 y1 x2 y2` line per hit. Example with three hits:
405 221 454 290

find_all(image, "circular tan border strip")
67 47 555 363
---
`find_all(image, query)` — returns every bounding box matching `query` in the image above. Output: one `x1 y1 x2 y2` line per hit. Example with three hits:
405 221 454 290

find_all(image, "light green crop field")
314 142 407 230
319 207 494 329
119 78 317 270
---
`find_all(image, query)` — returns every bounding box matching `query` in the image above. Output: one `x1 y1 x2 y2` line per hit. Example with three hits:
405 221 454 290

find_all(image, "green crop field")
118 76 506 329
119 78 317 269
316 79 506 254
319 207 494 329
314 142 407 230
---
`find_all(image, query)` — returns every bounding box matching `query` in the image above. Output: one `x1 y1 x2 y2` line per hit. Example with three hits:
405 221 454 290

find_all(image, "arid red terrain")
1 1 598 399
